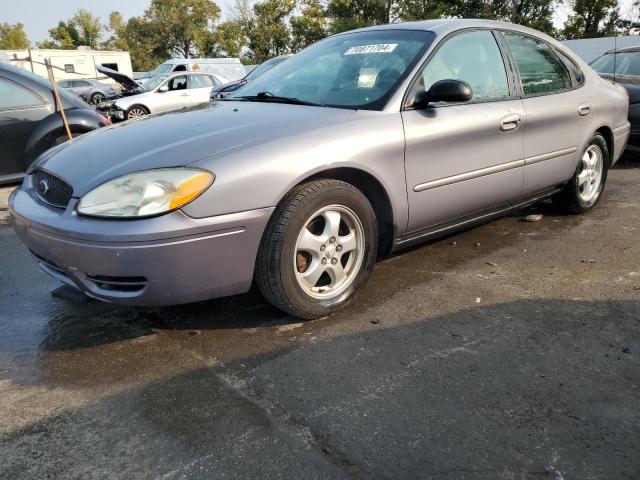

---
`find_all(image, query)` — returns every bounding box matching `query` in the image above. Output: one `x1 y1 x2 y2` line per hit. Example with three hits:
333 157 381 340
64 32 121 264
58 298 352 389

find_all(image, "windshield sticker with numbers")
344 44 398 55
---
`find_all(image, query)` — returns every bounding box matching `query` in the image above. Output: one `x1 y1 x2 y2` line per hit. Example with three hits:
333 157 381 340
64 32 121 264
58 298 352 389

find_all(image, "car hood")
97 65 141 90
33 102 356 196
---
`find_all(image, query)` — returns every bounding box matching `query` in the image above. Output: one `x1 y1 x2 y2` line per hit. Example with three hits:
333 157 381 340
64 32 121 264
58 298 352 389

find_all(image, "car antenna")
613 35 617 84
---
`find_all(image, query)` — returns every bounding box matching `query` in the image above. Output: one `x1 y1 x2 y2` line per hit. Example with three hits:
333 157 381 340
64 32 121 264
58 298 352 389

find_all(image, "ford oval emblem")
38 179 50 195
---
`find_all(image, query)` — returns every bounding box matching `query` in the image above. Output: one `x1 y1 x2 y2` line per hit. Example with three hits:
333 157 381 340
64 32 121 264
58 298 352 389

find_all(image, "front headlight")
77 168 214 218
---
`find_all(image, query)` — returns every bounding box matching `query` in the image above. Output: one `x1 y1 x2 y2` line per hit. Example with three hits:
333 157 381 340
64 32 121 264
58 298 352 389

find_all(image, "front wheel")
553 133 609 214
126 105 149 120
256 179 377 319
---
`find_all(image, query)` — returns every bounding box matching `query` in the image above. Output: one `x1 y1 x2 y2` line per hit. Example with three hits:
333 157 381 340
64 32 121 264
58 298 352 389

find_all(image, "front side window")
167 76 187 91
231 29 434 110
416 30 510 102
503 32 572 96
0 77 45 110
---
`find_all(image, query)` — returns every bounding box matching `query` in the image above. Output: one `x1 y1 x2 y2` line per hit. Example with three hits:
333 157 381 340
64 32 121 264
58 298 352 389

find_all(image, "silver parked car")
104 72 226 121
57 79 117 104
10 20 630 319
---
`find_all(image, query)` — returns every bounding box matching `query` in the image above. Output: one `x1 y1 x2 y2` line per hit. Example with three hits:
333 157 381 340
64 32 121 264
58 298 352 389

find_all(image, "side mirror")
411 79 473 109
158 85 169 93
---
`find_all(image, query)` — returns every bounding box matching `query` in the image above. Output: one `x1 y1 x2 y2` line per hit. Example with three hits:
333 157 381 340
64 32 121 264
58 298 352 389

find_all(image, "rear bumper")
613 122 631 164
9 183 273 306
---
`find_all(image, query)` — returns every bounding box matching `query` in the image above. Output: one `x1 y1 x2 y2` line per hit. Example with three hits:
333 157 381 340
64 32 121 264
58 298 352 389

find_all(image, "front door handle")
579 104 592 116
500 114 522 132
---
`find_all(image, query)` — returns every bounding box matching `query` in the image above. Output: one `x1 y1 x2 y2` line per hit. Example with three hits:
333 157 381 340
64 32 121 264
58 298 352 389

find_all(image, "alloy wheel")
294 205 365 300
577 144 604 203
127 108 147 120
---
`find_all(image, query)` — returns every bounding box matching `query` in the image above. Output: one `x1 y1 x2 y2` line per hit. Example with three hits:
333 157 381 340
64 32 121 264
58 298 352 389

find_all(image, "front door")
502 32 594 196
402 30 525 233
155 75 190 113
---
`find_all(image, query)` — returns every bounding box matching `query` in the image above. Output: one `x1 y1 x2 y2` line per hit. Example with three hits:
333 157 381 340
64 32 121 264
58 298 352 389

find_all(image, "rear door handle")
500 114 522 132
579 105 592 116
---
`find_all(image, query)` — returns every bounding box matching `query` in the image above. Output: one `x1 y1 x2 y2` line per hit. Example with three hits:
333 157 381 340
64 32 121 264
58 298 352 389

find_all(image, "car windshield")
591 52 640 77
144 75 168 91
230 29 434 109
244 57 289 82
147 63 174 77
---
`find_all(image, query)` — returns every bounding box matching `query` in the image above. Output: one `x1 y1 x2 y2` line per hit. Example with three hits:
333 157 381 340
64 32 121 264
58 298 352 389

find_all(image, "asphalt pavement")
1 161 639 479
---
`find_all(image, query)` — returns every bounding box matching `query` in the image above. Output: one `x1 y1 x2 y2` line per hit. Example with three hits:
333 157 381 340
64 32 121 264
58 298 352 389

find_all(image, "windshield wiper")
236 91 328 107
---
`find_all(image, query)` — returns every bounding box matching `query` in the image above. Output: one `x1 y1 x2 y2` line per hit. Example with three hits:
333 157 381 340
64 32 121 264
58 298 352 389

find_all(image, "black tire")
126 105 149 120
256 179 378 319
91 92 105 105
553 133 610 214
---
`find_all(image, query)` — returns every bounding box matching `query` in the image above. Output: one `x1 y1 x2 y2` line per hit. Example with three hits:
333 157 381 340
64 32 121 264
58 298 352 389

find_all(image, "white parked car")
100 72 226 122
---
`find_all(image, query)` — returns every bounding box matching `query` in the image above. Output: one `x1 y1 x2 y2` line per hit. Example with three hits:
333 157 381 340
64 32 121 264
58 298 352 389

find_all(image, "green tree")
202 20 248 57
246 0 296 62
73 9 102 49
145 0 221 58
562 0 620 39
103 11 130 51
491 0 557 35
125 16 170 71
37 20 79 49
326 0 392 34
0 23 29 49
290 0 328 51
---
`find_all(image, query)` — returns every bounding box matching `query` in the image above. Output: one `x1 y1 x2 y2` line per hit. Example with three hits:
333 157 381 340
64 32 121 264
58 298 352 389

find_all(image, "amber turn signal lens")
169 172 214 209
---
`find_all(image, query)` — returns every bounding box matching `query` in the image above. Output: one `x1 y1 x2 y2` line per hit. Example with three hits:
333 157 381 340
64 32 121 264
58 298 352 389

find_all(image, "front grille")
32 170 73 208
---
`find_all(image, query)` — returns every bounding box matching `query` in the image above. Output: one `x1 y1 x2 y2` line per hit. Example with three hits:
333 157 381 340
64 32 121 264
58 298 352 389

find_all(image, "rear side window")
418 30 510 102
0 77 46 110
190 75 215 88
503 32 572 96
556 50 584 86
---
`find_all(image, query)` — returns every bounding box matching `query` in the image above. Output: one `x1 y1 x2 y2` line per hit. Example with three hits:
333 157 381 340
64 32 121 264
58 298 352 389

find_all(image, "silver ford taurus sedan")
10 19 630 319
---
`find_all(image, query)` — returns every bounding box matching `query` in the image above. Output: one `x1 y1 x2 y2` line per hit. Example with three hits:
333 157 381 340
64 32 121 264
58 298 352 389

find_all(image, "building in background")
563 36 640 63
0 47 133 84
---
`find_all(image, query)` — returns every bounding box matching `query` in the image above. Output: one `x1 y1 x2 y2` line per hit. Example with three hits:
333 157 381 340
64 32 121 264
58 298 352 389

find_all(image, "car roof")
347 18 557 42
603 46 640 54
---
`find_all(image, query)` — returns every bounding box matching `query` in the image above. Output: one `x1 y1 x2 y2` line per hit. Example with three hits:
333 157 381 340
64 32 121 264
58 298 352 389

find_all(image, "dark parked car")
590 47 640 152
0 62 110 184
209 55 292 101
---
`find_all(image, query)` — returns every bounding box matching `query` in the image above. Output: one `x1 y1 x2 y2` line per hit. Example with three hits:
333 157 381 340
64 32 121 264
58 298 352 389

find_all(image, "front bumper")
9 179 273 306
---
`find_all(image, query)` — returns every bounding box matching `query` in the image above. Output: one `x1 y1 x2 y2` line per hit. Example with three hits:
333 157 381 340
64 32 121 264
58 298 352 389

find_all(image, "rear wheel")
553 133 609 213
126 105 149 120
256 179 377 319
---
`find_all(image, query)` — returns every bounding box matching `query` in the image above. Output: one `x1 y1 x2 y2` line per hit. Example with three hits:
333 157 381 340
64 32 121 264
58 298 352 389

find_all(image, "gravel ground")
0 160 638 479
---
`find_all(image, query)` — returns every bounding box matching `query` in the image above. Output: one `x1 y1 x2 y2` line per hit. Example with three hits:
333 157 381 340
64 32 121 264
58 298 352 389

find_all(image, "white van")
141 58 246 83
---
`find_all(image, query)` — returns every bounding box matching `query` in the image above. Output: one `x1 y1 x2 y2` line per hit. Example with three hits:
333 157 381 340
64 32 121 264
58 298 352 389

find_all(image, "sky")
0 0 236 44
1 0 637 45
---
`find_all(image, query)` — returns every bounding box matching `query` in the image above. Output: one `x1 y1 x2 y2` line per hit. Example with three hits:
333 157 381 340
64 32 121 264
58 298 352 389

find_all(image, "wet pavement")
1 162 639 479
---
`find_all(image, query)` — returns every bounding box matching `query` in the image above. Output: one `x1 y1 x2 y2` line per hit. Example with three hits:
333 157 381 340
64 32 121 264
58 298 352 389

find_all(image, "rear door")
0 77 50 175
402 29 526 232
187 74 218 106
501 31 593 196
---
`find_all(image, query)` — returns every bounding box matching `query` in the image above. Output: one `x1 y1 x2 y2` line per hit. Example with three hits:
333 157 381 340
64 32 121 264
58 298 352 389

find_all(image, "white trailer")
0 47 133 85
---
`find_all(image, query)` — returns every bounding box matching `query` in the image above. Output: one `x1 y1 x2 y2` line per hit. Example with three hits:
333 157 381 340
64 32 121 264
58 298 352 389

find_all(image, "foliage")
0 23 29 49
74 9 102 49
145 0 221 58
246 0 296 63
326 0 392 34
562 0 621 39
290 0 328 51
